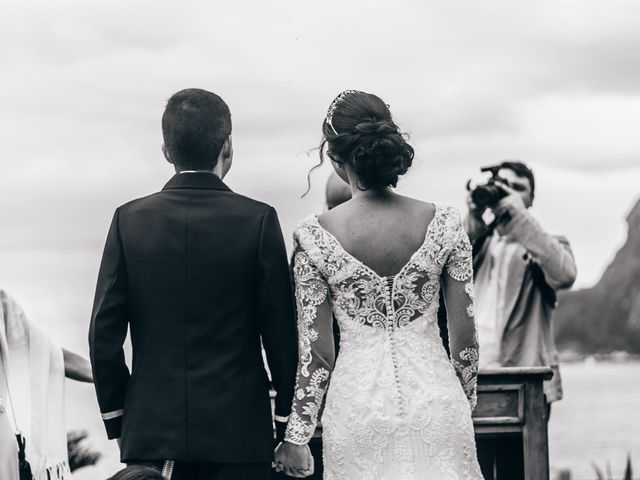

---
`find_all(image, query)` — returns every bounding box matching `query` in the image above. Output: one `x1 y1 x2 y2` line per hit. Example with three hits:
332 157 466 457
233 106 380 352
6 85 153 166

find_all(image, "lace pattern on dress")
284 246 333 445
444 210 479 409
284 205 481 448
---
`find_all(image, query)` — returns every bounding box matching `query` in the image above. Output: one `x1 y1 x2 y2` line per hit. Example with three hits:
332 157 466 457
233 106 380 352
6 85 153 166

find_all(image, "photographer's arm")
501 208 577 290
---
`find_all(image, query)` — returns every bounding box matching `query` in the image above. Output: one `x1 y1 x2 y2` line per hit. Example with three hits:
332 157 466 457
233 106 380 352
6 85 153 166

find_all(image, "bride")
275 91 483 479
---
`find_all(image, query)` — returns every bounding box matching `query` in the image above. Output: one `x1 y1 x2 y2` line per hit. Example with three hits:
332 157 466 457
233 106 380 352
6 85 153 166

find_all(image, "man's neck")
178 169 216 175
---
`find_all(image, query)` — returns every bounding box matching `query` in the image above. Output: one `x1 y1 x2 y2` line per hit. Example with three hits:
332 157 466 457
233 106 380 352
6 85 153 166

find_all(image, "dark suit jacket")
89 172 298 463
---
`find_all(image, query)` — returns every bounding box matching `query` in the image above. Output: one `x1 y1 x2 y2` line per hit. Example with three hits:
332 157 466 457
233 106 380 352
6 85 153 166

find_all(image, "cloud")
1 0 639 349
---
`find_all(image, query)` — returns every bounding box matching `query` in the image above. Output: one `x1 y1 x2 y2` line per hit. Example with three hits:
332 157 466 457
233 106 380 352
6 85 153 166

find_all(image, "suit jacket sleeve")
256 207 298 432
89 208 130 439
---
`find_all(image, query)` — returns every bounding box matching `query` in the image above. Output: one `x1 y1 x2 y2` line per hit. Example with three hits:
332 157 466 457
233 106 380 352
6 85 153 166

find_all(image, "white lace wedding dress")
284 205 483 480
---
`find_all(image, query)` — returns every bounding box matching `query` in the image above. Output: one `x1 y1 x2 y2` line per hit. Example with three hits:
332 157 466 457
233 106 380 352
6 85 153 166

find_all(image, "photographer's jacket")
471 208 577 402
89 172 298 463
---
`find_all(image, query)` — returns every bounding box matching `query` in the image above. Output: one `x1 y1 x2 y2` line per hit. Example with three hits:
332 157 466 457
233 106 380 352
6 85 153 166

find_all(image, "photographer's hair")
162 88 231 171
107 465 165 480
306 91 414 194
498 160 535 201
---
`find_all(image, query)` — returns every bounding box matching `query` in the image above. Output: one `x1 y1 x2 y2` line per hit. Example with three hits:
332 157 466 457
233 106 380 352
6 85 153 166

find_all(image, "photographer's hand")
493 181 527 235
467 195 485 221
463 191 488 241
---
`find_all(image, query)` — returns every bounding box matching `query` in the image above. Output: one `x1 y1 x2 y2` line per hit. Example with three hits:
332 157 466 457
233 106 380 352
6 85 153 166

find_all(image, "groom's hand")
274 441 314 478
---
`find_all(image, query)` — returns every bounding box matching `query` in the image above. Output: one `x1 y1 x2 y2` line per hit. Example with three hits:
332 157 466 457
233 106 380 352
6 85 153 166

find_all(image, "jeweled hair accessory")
325 90 361 135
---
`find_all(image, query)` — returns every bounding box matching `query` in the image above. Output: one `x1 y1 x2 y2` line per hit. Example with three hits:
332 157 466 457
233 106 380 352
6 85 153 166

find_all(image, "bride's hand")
274 441 314 478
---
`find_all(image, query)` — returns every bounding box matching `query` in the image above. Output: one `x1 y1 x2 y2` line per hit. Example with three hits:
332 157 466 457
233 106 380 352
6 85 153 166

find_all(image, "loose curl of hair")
305 91 414 194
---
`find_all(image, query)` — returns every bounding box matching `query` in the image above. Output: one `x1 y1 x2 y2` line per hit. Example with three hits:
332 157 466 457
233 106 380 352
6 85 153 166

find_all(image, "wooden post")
474 367 553 480
522 377 549 479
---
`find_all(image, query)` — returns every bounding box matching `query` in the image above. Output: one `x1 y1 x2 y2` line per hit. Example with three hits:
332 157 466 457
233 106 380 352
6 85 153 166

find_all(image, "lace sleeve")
284 243 335 445
442 211 479 410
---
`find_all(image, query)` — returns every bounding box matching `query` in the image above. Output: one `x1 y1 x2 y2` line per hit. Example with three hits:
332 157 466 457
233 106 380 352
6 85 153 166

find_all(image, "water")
66 361 640 479
548 361 640 480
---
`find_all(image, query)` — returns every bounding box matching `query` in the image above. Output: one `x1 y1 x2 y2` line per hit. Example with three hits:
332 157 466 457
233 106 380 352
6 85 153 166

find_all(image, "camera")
467 165 510 211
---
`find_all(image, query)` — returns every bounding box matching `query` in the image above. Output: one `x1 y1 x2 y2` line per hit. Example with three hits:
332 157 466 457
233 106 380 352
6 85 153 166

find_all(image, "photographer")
465 160 577 476
465 161 577 409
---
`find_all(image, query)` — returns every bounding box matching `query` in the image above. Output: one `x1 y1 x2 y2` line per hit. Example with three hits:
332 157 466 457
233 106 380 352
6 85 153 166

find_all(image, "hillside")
555 197 640 354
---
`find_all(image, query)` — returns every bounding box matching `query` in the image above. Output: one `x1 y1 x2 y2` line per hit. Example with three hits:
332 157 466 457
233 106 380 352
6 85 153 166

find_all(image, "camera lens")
471 184 507 210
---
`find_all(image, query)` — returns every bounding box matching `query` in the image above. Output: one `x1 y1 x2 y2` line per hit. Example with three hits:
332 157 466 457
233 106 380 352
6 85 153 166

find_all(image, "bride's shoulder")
434 205 466 232
316 199 351 226
438 204 462 218
397 195 436 214
401 198 459 230
295 213 319 230
293 214 321 248
401 199 462 231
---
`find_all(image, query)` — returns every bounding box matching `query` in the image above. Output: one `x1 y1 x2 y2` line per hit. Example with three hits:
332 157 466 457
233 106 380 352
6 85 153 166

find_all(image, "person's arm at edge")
63 348 93 382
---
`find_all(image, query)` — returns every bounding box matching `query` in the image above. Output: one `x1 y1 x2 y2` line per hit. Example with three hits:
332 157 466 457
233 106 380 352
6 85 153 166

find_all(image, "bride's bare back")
318 193 436 278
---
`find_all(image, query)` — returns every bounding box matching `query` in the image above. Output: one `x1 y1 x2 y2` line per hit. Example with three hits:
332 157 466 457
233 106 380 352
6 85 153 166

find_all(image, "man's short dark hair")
107 465 165 480
162 88 231 170
499 160 535 200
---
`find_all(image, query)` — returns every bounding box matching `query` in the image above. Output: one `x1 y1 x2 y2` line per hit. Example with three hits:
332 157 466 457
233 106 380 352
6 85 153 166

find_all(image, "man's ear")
222 135 233 160
525 195 534 209
162 143 173 164
218 135 233 178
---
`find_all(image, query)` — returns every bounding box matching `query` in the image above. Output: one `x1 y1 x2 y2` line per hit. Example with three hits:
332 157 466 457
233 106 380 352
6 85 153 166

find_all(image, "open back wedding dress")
284 205 483 480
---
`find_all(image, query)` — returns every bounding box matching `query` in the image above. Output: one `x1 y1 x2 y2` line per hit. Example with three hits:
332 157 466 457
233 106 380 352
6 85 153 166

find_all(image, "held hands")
274 441 314 478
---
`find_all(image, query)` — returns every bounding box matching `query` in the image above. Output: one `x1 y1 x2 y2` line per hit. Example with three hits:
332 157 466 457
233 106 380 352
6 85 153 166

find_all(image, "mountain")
555 197 640 354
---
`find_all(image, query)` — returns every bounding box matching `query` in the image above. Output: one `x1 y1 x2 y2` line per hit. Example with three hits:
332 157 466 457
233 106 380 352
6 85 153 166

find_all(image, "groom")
89 88 298 480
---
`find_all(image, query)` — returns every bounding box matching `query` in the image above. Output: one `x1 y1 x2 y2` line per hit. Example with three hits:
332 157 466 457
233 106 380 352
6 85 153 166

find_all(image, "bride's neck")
350 186 395 201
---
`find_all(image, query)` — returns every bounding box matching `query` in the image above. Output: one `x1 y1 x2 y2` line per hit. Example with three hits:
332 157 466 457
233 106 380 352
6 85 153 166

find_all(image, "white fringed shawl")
0 290 70 480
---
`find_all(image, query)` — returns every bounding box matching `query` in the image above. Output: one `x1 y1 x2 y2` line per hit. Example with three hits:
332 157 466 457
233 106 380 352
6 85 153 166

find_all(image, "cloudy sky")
1 0 639 353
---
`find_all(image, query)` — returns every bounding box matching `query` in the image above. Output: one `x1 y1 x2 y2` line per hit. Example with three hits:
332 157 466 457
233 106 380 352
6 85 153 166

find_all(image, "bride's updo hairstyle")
321 90 414 190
